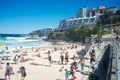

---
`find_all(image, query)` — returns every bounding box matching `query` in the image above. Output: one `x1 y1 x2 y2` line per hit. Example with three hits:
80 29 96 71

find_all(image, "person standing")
60 53 64 65
6 46 8 50
65 52 69 65
98 36 103 49
48 53 52 66
115 32 120 47
5 62 11 80
13 54 19 64
20 66 26 80
79 57 85 71
65 69 69 80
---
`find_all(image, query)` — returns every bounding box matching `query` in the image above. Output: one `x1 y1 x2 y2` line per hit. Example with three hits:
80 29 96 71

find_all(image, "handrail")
106 44 113 80
81 44 106 80
111 39 120 80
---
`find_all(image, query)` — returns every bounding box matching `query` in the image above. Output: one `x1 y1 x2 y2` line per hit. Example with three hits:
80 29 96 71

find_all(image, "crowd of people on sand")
0 33 119 80
1 41 100 80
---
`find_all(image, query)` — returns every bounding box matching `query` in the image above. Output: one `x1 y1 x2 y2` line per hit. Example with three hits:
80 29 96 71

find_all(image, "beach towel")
30 62 41 66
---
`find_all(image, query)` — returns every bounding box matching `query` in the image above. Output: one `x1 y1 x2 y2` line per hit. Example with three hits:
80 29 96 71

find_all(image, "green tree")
48 31 56 39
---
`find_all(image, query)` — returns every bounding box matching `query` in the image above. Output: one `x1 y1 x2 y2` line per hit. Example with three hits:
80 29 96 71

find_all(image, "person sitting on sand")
5 62 11 80
37 53 41 57
20 57 25 63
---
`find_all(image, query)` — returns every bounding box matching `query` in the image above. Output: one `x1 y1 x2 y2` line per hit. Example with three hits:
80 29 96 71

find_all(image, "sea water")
0 34 52 51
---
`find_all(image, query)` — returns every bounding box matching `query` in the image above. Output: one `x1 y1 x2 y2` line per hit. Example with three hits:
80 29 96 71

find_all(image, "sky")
0 0 120 34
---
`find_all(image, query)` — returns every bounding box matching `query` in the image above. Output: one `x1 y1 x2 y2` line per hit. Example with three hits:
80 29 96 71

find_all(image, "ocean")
0 34 52 51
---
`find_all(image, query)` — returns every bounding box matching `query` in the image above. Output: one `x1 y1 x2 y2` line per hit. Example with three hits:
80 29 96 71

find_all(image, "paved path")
80 42 107 80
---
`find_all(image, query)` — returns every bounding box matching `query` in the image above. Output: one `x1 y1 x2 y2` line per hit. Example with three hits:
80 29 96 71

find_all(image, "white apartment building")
59 6 117 29
40 28 53 36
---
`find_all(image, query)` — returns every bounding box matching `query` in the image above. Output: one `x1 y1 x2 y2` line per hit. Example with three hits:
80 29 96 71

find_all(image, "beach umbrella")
0 42 5 47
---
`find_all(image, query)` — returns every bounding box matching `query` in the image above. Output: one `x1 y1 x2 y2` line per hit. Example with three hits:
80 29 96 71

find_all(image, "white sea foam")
0 37 52 51
6 36 30 40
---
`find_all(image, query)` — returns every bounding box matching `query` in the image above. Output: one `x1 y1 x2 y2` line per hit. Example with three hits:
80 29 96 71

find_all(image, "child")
65 69 69 80
5 62 11 80
20 66 26 80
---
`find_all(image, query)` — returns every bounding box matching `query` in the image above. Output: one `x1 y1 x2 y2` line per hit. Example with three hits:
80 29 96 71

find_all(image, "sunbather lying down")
32 53 41 57
1 56 11 60
20 57 34 63
30 62 41 66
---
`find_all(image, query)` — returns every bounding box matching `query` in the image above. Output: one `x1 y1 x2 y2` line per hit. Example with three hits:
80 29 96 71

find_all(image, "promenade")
79 42 107 80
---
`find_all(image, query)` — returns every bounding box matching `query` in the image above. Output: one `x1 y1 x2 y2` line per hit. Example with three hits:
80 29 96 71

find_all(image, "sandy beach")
0 40 106 80
0 41 83 80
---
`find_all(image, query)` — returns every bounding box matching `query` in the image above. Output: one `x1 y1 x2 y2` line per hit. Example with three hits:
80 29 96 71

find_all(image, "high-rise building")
76 6 89 18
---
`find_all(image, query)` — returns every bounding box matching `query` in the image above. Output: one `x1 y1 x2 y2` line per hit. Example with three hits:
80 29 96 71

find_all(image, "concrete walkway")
80 42 107 80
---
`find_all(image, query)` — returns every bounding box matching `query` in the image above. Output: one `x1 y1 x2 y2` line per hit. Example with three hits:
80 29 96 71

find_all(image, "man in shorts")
5 62 11 80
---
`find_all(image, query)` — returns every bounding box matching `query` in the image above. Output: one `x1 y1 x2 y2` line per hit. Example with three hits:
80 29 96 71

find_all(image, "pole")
111 16 113 39
100 19 102 36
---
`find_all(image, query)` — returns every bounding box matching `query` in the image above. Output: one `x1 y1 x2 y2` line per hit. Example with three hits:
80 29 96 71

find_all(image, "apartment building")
59 6 117 29
40 28 53 36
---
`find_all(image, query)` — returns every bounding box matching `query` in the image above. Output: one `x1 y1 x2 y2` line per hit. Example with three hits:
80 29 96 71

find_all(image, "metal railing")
111 39 120 80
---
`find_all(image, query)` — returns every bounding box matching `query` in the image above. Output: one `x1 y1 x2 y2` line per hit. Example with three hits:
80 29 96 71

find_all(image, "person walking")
5 62 11 80
79 57 85 71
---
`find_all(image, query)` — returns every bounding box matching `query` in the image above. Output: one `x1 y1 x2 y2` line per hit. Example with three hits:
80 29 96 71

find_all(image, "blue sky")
0 0 120 34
